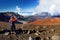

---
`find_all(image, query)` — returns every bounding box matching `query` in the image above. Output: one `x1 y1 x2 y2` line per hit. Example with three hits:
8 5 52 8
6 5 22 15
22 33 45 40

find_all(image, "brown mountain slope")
29 17 60 25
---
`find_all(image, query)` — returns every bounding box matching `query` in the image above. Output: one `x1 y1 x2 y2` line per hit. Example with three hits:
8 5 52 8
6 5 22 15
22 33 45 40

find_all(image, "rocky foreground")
0 21 60 40
0 26 60 40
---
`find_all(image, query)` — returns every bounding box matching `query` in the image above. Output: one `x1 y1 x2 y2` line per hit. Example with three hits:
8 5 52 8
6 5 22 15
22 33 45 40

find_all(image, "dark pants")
10 22 16 32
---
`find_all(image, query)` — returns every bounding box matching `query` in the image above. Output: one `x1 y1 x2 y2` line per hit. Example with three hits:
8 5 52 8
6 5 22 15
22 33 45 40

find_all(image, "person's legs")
13 24 16 32
10 26 13 33
10 25 16 34
9 22 16 34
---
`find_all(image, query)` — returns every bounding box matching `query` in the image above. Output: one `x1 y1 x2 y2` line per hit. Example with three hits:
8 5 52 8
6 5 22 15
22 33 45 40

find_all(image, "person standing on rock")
9 15 17 34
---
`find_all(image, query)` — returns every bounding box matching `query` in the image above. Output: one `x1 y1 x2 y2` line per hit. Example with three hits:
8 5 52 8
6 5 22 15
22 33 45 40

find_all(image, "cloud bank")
33 0 60 16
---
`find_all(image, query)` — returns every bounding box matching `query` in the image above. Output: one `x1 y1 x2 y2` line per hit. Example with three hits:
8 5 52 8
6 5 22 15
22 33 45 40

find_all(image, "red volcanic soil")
29 17 60 25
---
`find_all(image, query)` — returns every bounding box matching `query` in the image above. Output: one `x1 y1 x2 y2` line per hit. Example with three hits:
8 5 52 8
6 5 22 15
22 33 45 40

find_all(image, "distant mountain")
52 15 60 18
25 12 51 22
1 12 60 24
0 12 24 24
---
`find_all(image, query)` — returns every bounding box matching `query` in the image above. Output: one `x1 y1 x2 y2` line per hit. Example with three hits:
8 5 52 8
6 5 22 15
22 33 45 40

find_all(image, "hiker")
9 15 17 33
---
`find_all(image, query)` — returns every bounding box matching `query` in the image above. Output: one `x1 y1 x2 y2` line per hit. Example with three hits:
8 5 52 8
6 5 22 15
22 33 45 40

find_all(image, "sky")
0 0 38 16
0 0 60 16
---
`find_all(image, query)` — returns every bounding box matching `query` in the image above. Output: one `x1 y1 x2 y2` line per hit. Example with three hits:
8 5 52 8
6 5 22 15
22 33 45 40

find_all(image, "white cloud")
15 6 33 16
33 0 60 16
49 4 56 16
15 6 21 14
